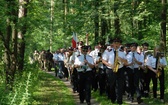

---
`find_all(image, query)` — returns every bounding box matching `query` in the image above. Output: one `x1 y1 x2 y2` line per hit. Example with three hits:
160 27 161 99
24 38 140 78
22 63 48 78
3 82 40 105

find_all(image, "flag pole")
86 32 89 46
76 33 78 48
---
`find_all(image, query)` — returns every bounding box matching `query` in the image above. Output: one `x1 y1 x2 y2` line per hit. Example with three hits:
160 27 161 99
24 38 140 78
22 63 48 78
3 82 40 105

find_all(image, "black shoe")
160 99 165 103
111 100 115 103
131 98 134 103
80 101 84 104
87 102 91 105
127 95 130 100
137 98 143 104
144 93 149 97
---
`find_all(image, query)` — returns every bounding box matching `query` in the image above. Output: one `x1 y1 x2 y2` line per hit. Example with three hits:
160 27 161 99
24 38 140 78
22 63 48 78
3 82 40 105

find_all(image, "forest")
0 0 167 105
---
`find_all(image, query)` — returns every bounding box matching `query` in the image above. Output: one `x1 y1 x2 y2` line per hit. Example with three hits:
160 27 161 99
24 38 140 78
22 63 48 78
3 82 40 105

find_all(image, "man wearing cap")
126 42 143 104
102 38 127 105
74 45 94 105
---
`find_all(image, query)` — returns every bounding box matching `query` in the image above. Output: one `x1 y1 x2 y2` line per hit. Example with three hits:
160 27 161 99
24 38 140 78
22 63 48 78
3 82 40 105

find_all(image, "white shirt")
89 49 99 61
53 53 59 61
64 54 75 68
102 49 126 69
142 51 152 66
57 53 65 61
146 56 167 68
139 52 144 66
74 54 94 72
126 51 143 69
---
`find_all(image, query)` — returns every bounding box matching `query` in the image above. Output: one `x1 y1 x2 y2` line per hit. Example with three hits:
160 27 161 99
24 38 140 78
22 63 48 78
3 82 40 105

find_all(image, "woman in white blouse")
146 46 167 103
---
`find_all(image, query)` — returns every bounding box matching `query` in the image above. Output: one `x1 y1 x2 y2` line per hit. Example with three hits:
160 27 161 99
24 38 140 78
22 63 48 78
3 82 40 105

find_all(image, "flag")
72 32 78 48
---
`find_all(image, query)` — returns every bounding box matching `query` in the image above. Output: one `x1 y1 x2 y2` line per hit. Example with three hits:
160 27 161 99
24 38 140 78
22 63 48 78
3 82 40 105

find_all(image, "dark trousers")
148 70 157 98
159 69 165 99
98 68 106 95
58 61 65 72
71 68 78 92
143 69 150 96
58 61 69 78
46 60 53 71
78 71 92 103
139 68 145 95
64 67 69 78
148 69 165 99
124 67 130 96
91 67 98 91
54 62 58 76
106 67 124 104
127 68 141 99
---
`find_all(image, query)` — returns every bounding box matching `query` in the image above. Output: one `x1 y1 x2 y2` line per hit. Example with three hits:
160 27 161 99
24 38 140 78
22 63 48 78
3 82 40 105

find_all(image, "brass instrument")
113 51 120 73
156 53 164 78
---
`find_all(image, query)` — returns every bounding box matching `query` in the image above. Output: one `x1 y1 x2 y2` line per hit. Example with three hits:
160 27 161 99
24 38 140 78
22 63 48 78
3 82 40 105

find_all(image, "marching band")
33 38 167 105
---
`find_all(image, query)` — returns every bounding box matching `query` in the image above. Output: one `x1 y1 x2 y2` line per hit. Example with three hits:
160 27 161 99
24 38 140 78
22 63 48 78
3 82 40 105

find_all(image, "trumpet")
113 51 121 73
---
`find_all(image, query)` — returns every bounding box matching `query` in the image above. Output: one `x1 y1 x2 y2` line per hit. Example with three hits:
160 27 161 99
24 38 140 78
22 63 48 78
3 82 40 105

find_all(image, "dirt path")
47 71 100 105
47 71 148 105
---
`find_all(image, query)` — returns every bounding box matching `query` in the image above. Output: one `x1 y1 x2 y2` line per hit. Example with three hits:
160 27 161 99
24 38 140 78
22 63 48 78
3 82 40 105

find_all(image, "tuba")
113 51 120 73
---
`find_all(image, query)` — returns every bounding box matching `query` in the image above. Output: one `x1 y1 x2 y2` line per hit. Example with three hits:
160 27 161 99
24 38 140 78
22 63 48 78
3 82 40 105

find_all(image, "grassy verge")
32 70 75 105
0 63 75 105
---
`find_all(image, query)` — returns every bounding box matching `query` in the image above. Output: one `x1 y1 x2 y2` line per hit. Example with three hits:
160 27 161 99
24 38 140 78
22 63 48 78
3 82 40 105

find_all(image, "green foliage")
0 0 167 104
15 0 166 54
0 64 40 105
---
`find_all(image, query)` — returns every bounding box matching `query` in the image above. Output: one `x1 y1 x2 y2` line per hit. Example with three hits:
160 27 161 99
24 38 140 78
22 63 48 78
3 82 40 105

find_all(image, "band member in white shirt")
74 45 94 105
102 38 127 105
126 43 143 104
95 45 106 95
146 45 167 103
140 42 151 97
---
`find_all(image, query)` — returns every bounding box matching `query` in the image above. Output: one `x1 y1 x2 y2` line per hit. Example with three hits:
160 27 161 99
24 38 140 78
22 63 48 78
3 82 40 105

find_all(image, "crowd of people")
32 38 167 105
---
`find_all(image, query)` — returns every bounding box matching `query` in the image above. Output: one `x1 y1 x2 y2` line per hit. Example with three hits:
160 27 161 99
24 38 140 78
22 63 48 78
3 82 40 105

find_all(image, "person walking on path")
74 45 95 105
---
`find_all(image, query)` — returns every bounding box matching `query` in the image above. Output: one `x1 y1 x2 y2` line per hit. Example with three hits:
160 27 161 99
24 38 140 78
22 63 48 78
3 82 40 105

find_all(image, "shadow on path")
47 71 100 105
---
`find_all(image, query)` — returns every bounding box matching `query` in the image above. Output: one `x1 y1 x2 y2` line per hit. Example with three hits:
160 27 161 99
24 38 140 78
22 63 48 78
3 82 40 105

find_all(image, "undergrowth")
0 63 40 105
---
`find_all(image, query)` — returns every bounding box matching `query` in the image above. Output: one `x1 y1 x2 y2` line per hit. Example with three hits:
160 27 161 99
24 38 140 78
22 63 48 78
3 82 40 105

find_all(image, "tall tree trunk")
131 0 137 37
138 21 143 40
160 0 167 53
94 0 99 44
63 0 68 47
101 5 108 44
114 0 121 37
4 0 18 90
50 0 54 51
17 0 28 71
